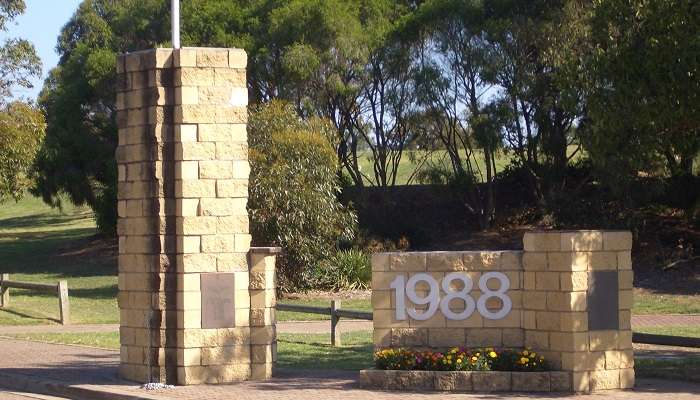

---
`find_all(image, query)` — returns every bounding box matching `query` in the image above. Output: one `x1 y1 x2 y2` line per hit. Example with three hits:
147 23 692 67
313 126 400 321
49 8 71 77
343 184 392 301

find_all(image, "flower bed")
359 347 574 392
374 347 547 372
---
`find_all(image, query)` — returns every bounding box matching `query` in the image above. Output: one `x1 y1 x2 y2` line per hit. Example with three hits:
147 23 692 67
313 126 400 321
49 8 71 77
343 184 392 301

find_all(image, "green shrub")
248 101 357 290
313 249 371 291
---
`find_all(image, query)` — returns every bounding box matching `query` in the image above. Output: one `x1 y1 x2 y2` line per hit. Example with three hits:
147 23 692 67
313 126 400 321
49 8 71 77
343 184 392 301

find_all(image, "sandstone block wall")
371 230 633 392
116 48 276 385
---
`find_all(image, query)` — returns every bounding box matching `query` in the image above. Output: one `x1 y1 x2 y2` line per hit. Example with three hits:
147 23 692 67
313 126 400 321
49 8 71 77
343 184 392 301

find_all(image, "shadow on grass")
0 211 93 231
0 307 58 324
0 228 116 277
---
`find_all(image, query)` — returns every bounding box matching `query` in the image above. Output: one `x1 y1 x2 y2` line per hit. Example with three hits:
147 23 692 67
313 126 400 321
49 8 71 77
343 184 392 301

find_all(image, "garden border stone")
359 369 575 393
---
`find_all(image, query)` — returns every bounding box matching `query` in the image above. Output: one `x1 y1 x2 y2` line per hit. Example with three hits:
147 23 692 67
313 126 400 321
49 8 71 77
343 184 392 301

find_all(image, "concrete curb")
0 371 164 400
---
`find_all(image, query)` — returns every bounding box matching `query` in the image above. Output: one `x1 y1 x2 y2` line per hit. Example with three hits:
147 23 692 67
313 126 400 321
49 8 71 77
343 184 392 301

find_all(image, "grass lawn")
633 291 700 315
635 357 700 383
635 326 700 338
0 196 118 325
4 331 375 371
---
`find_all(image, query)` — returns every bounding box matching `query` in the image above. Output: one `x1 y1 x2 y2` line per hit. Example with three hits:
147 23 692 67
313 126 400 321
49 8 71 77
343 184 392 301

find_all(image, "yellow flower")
471 356 478 362
520 357 529 364
522 350 529 356
457 359 462 364
489 351 497 358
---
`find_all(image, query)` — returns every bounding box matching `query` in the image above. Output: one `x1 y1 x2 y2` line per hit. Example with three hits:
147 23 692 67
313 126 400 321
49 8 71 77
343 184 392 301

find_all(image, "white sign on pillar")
389 272 512 321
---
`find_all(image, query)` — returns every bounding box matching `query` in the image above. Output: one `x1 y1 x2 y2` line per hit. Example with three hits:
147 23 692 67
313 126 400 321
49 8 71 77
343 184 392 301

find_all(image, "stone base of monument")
359 370 578 393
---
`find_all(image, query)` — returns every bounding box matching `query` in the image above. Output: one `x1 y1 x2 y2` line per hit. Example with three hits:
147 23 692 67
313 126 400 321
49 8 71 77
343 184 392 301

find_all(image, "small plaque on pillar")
201 273 236 329
587 271 619 330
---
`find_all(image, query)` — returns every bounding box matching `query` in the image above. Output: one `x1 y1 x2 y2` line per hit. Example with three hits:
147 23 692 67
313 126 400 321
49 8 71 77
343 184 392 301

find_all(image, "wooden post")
331 300 341 347
0 273 8 308
58 280 70 325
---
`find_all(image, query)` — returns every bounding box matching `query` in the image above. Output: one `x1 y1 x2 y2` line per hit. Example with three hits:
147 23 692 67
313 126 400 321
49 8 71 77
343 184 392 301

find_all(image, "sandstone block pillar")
522 231 634 392
116 47 276 385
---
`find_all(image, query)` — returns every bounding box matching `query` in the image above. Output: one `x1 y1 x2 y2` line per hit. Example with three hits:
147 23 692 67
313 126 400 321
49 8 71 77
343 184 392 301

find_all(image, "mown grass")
633 291 700 315
0 196 118 325
635 357 700 383
4 331 375 370
635 326 700 338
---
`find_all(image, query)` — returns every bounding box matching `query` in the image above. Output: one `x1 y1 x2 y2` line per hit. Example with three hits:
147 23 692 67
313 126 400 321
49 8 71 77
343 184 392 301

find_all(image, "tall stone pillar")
116 47 276 385
522 231 634 392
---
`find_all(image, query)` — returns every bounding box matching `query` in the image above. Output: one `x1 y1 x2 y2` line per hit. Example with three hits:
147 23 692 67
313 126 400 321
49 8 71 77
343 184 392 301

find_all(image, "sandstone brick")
618 270 633 290
216 180 248 198
524 330 548 348
390 253 426 271
371 271 402 290
214 69 246 86
617 251 632 269
619 350 634 368
198 123 247 142
535 311 560 331
522 252 547 271
603 231 632 251
560 312 588 332
216 215 249 234
216 142 248 160
426 252 464 271
175 124 198 142
175 67 214 86
466 328 502 347
177 253 217 273
175 86 199 105
547 252 572 271
178 216 217 235
502 328 524 347
523 310 536 329
618 330 633 350
250 289 275 309
550 332 588 352
589 369 620 390
408 311 446 328
472 371 511 392
201 234 235 253
249 253 275 272
427 328 465 347
175 161 199 180
619 289 633 310
523 271 536 290
217 253 248 272
550 371 572 392
197 48 229 67
199 160 233 179
371 253 390 271
199 198 247 216
619 310 631 330
174 48 197 67
177 236 201 254
535 272 559 290
391 328 428 347
589 331 618 351
445 309 483 328
175 142 216 160
373 328 391 347
483 311 520 328
249 270 275 290
250 308 275 326
176 198 200 217
373 309 409 329
548 292 587 312
229 49 247 68
523 232 561 251
589 251 618 270
201 345 249 365
500 251 522 269
512 371 550 392
560 271 588 291
523 291 547 310
232 160 251 179
561 231 603 251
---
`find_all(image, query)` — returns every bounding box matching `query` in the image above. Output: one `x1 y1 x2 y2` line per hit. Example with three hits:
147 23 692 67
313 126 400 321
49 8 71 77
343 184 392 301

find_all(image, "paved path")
0 314 696 335
0 338 698 400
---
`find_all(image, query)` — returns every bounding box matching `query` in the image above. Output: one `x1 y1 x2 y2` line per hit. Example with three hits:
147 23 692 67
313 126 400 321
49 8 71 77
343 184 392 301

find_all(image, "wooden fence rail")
0 274 70 325
277 300 700 349
277 301 372 346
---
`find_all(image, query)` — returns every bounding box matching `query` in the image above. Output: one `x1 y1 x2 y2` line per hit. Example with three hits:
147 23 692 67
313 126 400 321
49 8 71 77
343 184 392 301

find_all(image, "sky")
1 0 83 101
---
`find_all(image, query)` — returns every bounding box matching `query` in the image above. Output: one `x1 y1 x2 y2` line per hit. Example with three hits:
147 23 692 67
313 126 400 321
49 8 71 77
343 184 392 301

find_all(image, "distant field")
355 149 515 185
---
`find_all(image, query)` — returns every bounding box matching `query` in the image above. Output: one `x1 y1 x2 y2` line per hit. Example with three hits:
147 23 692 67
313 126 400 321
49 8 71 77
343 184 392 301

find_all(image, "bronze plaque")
201 273 236 329
587 271 619 330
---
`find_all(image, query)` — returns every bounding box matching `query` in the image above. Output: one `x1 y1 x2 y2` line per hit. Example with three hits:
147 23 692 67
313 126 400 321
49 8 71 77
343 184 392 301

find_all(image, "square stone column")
522 231 634 392
116 47 276 385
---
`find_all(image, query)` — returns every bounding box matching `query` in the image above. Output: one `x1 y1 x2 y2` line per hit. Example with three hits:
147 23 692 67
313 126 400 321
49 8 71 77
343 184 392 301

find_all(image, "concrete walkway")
0 314 696 335
0 338 698 400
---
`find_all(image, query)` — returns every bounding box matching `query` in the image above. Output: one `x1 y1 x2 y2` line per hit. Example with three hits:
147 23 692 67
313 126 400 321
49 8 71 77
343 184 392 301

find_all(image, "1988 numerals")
389 272 512 321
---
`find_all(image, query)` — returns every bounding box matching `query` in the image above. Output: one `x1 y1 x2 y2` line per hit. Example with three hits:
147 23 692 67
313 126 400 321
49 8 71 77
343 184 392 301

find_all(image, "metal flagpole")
172 0 180 49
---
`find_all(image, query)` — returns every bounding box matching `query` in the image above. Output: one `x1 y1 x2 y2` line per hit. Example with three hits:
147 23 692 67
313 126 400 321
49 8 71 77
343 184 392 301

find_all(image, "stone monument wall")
371 230 633 392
